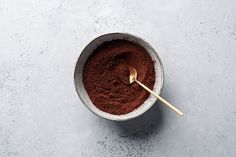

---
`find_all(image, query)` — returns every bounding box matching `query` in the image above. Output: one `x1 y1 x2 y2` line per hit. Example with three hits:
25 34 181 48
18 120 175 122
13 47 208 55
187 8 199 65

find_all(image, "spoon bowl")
128 66 137 84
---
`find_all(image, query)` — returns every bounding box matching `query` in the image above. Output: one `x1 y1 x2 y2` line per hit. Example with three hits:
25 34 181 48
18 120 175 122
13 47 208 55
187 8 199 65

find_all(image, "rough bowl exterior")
74 33 164 121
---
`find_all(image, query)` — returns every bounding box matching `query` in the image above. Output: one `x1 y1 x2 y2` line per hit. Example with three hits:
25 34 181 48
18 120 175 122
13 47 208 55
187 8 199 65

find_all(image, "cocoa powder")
83 40 155 115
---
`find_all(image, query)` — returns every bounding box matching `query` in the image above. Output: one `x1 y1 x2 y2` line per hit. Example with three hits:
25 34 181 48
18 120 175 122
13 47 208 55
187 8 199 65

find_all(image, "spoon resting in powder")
121 65 184 116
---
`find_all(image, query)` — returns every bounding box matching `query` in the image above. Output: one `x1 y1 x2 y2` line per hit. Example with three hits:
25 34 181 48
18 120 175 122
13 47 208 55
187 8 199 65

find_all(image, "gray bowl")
74 33 164 121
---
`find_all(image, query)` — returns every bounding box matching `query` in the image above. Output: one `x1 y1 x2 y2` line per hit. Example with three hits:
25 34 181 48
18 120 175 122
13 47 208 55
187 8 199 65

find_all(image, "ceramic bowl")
74 33 164 121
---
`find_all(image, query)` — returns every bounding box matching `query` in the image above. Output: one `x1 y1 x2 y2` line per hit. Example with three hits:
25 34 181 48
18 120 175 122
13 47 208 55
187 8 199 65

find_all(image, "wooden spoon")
125 66 184 116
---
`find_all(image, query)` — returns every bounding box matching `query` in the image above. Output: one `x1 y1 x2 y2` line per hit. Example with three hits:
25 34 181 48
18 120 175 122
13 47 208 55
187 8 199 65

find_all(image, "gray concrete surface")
0 0 236 156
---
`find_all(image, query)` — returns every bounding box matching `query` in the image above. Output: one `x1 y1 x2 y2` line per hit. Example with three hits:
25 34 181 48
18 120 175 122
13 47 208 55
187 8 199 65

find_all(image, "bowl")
74 33 164 121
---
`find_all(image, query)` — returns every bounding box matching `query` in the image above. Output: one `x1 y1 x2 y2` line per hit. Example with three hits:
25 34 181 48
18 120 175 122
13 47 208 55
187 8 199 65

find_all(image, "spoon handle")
135 80 184 116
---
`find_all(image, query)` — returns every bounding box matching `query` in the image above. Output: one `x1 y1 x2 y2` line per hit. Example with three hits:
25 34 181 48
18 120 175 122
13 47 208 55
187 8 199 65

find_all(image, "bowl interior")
74 33 164 121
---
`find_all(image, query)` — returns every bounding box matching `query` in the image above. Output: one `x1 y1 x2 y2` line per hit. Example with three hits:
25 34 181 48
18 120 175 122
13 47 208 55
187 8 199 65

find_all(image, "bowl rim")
74 32 165 121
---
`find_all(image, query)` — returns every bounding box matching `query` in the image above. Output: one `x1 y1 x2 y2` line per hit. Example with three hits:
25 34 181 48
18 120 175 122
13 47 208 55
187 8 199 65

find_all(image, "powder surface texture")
83 40 155 115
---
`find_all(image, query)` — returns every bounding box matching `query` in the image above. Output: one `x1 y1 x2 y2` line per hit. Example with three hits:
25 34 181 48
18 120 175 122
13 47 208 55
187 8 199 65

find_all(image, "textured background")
0 0 236 156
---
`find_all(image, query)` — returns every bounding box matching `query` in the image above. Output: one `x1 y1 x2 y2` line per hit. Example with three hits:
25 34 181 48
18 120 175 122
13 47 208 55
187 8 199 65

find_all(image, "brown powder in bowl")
83 40 155 115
